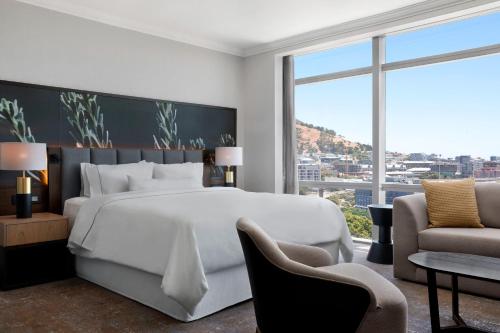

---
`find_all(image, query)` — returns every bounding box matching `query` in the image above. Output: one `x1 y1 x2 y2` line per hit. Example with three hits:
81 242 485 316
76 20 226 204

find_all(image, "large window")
295 10 500 239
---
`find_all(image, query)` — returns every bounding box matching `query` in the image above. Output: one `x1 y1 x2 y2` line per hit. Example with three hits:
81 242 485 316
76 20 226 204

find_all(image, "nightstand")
0 213 74 290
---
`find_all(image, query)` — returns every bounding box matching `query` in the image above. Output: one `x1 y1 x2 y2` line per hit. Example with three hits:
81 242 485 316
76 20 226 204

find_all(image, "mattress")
63 196 89 227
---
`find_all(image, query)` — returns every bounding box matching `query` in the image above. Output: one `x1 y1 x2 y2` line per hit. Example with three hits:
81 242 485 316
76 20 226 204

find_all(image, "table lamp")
0 142 47 218
215 147 242 187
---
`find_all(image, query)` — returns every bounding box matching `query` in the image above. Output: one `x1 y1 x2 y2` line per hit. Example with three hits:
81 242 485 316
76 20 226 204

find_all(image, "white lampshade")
0 142 47 171
215 147 243 166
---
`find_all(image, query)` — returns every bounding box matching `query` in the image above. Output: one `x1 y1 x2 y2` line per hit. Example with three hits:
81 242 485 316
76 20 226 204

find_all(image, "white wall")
0 0 245 186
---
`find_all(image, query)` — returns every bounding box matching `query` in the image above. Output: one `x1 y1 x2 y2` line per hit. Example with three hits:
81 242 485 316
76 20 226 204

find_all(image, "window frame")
295 12 500 204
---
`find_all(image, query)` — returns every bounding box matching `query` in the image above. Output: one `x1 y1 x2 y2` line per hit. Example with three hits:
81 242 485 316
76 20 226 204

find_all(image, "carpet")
0 244 499 332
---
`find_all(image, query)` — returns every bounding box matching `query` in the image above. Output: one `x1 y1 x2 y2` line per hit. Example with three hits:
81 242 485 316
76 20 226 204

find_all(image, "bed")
48 147 354 322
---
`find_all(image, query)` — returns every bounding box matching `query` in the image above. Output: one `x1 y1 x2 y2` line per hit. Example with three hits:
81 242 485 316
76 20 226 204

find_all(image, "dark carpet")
0 244 499 333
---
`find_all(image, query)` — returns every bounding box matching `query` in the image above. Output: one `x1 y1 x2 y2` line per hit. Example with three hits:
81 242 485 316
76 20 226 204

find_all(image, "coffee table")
409 252 500 333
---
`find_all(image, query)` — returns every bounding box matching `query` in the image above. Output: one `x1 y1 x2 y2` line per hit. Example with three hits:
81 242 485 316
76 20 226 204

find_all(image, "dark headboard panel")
48 147 203 214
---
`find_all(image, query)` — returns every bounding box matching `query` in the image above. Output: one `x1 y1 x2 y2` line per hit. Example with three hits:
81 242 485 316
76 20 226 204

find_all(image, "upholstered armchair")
236 217 407 333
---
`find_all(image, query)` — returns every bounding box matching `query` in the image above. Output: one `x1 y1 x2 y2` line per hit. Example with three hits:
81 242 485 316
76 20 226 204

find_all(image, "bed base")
75 241 341 322
76 256 252 322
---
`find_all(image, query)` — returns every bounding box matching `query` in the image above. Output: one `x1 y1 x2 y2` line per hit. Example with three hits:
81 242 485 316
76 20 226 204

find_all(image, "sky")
294 11 500 160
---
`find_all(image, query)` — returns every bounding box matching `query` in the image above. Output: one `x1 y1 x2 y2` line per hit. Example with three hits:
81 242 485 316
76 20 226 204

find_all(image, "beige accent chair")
393 182 500 297
237 217 407 333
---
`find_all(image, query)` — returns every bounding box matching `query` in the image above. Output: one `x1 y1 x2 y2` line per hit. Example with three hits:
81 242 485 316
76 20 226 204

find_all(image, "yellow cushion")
422 178 483 228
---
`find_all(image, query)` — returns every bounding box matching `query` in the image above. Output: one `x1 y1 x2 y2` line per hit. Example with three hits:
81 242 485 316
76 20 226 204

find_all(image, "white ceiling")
17 0 431 56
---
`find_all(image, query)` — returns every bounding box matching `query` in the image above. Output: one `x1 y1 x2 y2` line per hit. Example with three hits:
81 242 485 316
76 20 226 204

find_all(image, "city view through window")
294 12 500 239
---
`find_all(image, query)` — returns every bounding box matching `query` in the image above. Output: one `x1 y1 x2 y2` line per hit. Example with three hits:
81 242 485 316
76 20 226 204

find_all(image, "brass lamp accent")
224 166 234 185
17 171 31 194
215 147 243 187
0 142 47 218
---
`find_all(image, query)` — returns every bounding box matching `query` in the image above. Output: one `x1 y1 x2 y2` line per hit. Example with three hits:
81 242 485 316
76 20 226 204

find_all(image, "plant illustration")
153 101 183 149
219 133 235 147
0 98 47 184
60 92 112 148
189 137 206 150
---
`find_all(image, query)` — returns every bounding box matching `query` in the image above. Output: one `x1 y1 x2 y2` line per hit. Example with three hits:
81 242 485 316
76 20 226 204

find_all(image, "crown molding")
14 0 500 58
242 0 500 57
14 0 244 56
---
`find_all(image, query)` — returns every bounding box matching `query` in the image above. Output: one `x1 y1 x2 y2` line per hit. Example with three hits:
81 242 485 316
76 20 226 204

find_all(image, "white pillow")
86 161 154 197
80 163 91 197
128 175 203 192
153 162 204 188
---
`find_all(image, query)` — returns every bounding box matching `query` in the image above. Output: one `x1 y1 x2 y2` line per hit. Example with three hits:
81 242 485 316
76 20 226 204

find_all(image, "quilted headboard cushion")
49 147 203 212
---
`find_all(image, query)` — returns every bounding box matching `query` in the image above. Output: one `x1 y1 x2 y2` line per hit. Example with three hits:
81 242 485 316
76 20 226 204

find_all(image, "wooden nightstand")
0 213 74 290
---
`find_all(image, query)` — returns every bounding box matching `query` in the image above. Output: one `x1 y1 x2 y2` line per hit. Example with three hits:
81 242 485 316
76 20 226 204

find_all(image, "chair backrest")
236 217 370 333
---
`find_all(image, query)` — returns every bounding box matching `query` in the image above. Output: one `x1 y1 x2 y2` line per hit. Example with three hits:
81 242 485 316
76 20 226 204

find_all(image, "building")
355 190 414 207
319 154 341 164
355 189 373 207
403 161 434 169
298 163 321 181
456 155 473 177
334 163 362 174
430 162 459 177
477 161 500 179
409 153 427 161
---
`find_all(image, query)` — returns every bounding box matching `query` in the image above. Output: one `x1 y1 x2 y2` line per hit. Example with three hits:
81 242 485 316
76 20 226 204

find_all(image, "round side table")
366 204 393 265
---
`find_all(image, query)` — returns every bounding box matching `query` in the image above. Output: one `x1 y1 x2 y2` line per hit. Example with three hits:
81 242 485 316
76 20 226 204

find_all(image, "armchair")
237 217 407 333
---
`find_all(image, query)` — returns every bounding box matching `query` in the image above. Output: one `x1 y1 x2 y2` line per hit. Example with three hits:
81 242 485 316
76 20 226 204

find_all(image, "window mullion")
372 36 386 205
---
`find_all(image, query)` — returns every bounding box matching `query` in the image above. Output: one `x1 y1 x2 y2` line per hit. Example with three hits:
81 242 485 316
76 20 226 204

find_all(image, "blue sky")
295 11 500 159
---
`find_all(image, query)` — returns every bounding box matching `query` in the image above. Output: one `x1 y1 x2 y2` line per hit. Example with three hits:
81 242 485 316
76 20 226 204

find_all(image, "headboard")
48 147 203 214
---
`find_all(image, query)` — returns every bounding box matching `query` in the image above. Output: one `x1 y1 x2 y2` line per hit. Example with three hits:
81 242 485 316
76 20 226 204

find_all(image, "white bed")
64 188 353 321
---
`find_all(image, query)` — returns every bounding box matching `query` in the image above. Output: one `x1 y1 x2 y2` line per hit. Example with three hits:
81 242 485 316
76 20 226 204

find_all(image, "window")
294 10 500 239
386 11 500 62
295 40 373 238
295 41 372 79
295 75 372 169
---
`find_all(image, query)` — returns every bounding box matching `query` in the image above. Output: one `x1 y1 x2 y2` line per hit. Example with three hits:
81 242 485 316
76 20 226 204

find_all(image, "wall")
241 54 282 193
0 0 245 186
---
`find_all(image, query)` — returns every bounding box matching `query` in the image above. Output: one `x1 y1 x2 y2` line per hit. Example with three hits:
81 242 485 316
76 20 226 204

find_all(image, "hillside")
296 120 372 155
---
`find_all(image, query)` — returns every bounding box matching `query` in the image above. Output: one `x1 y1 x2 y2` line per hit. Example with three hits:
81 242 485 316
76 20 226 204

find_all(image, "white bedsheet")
68 187 353 314
63 196 89 227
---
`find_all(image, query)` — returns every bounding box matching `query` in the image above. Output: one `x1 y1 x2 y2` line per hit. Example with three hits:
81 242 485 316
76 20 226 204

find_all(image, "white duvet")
68 187 353 314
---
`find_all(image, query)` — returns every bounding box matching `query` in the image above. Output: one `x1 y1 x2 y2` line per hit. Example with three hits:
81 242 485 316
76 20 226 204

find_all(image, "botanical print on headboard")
0 79 236 189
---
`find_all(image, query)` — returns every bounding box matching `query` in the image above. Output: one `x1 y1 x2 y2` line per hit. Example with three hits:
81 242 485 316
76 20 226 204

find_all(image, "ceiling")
17 0 430 56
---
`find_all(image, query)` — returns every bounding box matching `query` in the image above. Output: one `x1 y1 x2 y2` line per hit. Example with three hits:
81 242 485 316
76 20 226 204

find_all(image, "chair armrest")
277 241 334 267
393 193 429 280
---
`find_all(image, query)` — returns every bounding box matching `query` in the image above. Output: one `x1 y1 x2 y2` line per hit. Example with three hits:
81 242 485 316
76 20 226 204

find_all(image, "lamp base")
224 170 235 187
16 194 32 219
